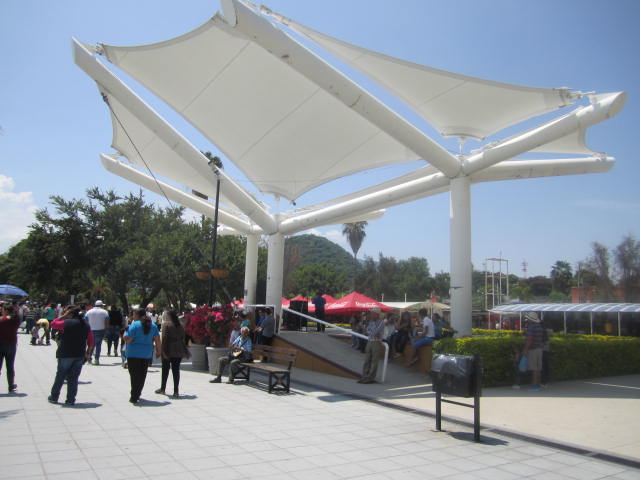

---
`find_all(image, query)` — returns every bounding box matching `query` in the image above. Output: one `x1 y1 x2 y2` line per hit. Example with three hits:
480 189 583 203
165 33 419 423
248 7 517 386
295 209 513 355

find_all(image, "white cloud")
0 175 37 253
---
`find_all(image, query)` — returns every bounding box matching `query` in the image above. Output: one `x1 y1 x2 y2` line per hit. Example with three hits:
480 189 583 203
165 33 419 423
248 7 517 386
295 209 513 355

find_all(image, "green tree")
581 242 615 301
614 234 640 302
432 271 450 300
550 260 573 295
289 263 347 296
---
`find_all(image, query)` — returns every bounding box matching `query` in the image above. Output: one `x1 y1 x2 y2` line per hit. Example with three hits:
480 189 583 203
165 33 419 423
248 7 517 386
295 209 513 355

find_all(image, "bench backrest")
252 345 297 368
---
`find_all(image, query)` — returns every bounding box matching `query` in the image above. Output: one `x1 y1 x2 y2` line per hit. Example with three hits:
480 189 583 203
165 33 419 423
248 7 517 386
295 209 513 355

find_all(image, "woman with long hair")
124 308 160 404
155 310 190 398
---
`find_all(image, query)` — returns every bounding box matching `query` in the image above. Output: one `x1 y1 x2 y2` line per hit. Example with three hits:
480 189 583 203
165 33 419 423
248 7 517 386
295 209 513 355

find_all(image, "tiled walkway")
1 334 639 479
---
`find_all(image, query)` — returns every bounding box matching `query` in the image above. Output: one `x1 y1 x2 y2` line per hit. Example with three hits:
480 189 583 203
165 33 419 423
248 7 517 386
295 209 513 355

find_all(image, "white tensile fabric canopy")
73 0 625 338
100 14 421 202
100 85 245 213
283 14 577 140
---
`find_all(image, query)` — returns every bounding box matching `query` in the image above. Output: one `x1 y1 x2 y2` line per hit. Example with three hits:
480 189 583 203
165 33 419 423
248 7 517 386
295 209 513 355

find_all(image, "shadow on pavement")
0 392 27 398
0 409 22 419
134 399 171 407
62 402 102 409
445 430 509 445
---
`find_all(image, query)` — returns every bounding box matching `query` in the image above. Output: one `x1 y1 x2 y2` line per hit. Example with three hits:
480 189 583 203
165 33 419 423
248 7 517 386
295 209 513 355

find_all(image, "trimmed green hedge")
434 331 640 387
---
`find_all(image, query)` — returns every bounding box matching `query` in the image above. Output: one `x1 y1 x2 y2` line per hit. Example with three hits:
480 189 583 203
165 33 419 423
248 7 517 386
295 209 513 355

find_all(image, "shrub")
434 333 640 387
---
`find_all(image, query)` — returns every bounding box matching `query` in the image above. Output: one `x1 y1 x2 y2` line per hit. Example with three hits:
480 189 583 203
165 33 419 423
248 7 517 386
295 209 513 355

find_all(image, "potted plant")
184 306 211 370
205 304 233 374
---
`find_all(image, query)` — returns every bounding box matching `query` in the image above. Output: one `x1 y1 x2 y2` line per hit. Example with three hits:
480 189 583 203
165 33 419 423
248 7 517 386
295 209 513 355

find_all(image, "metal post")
474 354 481 442
208 173 221 306
435 391 442 431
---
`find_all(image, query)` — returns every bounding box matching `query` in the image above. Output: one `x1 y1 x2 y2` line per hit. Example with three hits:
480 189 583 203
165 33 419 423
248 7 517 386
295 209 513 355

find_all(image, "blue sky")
1 0 638 280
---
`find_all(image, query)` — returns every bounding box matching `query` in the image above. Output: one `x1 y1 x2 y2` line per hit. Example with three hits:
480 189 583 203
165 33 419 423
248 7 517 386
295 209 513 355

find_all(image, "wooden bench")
235 345 297 393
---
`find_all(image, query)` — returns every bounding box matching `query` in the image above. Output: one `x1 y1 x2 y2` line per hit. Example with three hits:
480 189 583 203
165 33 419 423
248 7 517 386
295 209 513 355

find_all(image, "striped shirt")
525 322 544 349
367 318 385 341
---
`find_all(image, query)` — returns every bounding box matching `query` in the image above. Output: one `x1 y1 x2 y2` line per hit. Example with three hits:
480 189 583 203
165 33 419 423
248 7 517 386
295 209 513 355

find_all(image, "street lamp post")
208 165 222 306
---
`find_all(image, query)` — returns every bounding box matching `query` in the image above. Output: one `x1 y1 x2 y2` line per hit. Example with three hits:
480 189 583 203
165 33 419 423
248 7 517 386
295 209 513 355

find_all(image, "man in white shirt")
408 308 436 366
84 300 109 365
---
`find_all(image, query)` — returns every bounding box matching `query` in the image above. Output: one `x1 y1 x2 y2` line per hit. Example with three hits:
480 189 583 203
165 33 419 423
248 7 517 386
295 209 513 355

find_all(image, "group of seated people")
350 308 456 364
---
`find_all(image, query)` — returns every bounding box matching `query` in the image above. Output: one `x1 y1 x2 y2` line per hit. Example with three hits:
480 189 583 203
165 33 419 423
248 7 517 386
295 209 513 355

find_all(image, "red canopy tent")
325 292 392 316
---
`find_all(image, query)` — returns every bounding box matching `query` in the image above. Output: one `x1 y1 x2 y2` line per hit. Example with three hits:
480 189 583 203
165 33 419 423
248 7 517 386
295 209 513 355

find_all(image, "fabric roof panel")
286 18 574 140
103 19 248 112
100 14 422 201
102 86 241 212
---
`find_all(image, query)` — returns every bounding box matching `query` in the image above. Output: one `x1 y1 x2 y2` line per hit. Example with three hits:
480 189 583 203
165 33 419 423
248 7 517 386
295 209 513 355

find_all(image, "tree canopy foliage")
2 188 639 309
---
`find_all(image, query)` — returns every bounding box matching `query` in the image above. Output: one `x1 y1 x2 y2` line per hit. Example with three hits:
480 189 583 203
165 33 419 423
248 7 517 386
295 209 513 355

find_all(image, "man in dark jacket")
48 306 94 405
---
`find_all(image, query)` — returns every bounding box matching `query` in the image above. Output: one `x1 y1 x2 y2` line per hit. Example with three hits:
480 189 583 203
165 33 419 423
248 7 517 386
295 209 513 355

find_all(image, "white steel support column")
450 176 473 336
243 234 259 307
266 233 285 320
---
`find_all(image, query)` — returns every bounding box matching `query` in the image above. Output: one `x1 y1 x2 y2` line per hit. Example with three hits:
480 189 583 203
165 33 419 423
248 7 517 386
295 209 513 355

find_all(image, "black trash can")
431 353 479 398
431 353 483 441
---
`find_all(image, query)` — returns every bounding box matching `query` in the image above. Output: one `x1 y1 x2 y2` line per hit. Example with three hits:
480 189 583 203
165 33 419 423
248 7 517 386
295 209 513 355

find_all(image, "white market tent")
490 303 640 336
73 0 625 336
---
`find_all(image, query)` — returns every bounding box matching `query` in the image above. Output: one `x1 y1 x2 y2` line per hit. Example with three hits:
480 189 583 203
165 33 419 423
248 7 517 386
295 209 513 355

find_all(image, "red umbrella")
325 292 392 316
290 295 308 302
281 297 291 308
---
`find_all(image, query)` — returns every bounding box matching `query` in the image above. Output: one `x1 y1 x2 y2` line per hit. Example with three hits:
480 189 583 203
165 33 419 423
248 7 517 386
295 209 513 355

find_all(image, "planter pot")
188 344 208 370
206 346 228 374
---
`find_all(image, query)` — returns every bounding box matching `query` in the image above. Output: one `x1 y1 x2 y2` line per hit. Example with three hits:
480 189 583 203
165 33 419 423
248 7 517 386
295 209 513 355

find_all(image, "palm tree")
342 222 367 291
342 222 368 259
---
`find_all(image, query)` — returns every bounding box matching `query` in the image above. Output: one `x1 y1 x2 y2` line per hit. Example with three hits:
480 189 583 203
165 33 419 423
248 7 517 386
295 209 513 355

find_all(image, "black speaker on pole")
285 300 308 331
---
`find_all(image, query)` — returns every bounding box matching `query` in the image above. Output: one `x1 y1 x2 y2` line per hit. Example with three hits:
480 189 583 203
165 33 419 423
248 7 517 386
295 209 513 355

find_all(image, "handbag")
518 354 528 373
229 350 252 362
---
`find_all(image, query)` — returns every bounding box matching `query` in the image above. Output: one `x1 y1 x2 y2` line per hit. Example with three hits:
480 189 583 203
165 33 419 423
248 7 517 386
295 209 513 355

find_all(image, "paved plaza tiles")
1 334 639 480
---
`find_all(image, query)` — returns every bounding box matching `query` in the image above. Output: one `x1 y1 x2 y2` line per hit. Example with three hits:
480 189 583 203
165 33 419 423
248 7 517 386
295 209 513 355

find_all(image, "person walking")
155 310 189 398
106 305 124 356
0 304 20 393
85 300 109 364
25 304 41 337
358 307 385 384
124 308 161 404
522 311 545 391
48 306 94 405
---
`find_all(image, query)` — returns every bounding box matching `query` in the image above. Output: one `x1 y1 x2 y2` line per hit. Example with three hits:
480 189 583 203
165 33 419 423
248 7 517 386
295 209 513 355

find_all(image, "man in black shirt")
48 306 94 405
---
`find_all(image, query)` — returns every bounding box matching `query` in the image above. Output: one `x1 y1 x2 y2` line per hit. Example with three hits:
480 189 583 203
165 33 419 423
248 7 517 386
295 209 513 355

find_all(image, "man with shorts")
522 311 544 391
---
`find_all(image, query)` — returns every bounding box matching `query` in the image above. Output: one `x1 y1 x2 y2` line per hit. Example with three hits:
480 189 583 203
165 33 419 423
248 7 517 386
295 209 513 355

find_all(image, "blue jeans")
0 342 17 389
50 357 84 403
412 336 435 349
92 329 105 361
105 325 120 354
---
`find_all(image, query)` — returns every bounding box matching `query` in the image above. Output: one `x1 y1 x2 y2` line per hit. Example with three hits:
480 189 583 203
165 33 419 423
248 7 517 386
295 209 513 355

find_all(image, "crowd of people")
0 299 284 404
0 298 551 402
0 300 195 404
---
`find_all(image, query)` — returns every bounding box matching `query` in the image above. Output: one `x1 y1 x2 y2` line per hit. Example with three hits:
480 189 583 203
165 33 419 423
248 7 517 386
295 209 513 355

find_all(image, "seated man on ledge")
210 326 253 384
407 308 435 366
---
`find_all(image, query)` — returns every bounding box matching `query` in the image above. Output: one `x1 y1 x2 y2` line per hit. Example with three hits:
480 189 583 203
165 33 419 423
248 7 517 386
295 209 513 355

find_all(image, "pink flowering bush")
184 304 233 346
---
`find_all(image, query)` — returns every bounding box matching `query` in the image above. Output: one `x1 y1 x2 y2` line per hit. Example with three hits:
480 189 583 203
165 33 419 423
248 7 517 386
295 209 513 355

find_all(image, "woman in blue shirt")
124 308 160 404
